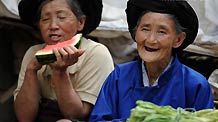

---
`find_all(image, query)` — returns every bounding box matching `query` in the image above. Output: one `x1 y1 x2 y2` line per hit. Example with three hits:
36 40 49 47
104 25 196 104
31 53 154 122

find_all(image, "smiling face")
39 0 85 45
135 12 185 64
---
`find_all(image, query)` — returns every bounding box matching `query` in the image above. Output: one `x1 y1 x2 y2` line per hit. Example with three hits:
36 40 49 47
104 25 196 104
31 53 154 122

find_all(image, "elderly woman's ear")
173 32 186 49
77 16 86 32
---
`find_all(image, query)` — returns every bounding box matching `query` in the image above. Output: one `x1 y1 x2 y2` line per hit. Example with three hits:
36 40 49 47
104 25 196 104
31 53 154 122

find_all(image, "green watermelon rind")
36 53 56 65
35 33 82 65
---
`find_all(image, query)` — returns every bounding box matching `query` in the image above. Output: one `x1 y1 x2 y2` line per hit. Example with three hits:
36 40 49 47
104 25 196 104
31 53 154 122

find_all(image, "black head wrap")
18 0 102 35
125 0 199 51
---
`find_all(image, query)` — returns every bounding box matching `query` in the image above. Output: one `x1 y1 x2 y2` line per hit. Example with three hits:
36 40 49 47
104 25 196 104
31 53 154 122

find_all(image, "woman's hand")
27 56 43 72
50 45 84 71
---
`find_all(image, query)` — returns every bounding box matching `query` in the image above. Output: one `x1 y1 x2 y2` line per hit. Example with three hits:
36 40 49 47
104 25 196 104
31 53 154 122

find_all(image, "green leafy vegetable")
127 100 218 122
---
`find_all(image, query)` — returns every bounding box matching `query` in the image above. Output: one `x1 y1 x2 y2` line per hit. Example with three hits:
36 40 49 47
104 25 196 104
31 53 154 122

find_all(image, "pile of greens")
127 100 218 122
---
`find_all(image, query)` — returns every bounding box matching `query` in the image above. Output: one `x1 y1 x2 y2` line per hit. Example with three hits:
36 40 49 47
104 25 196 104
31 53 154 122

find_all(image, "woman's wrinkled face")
39 0 85 45
135 12 185 64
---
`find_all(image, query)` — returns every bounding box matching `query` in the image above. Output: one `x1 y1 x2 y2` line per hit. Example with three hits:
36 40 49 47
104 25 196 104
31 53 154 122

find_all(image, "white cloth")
194 28 218 45
0 0 20 19
190 1 218 46
89 0 137 64
97 0 128 31
202 0 218 45
205 0 218 26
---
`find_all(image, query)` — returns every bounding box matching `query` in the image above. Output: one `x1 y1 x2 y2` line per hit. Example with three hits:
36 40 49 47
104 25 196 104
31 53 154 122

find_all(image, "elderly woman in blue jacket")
89 0 214 121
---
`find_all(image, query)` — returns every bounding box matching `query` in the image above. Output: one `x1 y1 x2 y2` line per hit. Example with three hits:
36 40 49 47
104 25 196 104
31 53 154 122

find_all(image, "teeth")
145 47 157 52
50 35 60 41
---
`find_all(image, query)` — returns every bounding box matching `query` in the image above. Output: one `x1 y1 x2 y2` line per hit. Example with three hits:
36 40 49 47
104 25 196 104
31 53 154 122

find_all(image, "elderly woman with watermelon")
13 0 114 122
89 0 214 121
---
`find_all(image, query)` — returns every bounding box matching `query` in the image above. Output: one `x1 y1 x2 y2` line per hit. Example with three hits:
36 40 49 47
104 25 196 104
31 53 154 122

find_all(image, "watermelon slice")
35 33 82 65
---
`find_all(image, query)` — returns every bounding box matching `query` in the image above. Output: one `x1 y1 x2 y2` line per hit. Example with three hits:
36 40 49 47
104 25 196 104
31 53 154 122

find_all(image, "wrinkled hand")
27 56 43 71
50 45 84 70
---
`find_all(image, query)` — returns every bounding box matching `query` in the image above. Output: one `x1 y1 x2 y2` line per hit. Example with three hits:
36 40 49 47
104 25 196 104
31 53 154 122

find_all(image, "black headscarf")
18 0 102 35
125 0 199 51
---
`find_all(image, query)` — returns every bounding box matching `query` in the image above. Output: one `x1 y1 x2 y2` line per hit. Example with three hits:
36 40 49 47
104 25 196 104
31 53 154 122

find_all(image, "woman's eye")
159 30 166 34
58 16 66 20
41 17 50 22
142 28 149 31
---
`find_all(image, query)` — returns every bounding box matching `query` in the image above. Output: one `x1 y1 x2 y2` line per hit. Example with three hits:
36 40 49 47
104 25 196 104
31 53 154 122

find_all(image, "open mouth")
144 46 158 52
49 34 61 41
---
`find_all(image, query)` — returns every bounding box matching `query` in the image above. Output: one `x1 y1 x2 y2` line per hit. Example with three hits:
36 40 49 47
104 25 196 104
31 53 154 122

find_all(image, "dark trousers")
36 98 88 122
36 98 64 122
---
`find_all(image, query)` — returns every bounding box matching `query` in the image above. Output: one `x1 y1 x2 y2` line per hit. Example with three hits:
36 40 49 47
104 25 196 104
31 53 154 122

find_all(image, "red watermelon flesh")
35 33 82 65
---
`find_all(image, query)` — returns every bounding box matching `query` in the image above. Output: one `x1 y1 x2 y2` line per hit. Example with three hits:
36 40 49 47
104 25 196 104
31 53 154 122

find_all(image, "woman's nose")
146 32 157 43
49 19 59 30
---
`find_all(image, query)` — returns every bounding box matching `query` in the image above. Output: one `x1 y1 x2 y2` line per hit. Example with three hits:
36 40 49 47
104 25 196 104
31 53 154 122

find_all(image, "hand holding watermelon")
35 33 83 65
50 45 84 70
27 56 43 72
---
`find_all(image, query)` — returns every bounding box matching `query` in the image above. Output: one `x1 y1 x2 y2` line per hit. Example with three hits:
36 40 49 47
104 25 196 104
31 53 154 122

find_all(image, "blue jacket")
90 56 214 122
